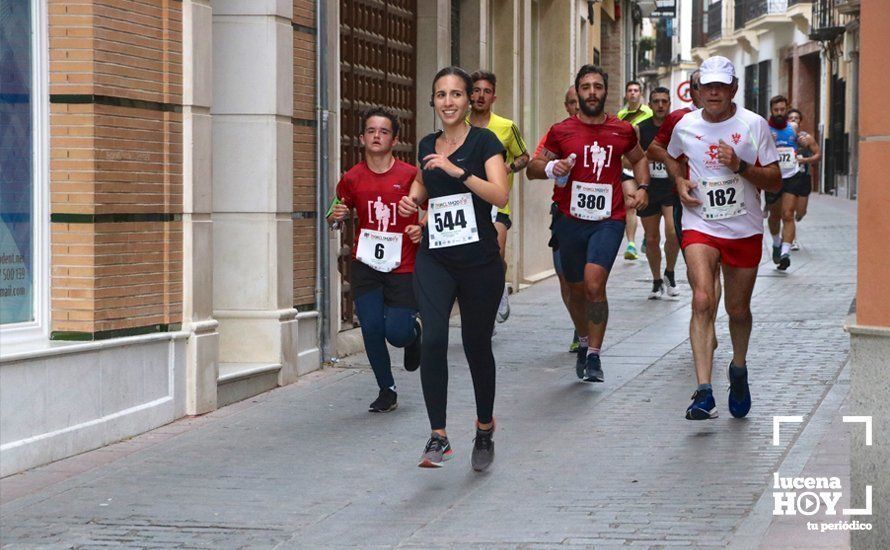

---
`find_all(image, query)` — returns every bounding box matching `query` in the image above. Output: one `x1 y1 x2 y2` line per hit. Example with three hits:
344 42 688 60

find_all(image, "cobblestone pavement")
0 195 857 549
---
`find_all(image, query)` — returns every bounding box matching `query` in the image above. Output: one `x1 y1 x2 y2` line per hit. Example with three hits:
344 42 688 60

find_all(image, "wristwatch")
458 167 472 182
638 184 650 193
734 160 749 175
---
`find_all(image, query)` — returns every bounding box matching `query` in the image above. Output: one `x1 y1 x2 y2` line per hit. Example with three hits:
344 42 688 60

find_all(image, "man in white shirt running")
664 56 781 421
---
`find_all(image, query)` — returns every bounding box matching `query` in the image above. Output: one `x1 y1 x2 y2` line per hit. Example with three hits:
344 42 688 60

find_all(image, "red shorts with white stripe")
681 230 762 268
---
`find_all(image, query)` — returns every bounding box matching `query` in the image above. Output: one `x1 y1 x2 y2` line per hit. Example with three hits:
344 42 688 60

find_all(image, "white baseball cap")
699 56 736 85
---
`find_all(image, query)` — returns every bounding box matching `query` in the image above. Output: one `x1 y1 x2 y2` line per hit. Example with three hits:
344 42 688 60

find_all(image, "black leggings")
413 250 505 430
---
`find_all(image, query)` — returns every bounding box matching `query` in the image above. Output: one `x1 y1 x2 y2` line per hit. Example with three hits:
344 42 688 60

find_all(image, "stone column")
211 1 299 386
416 0 452 136
182 0 219 414
850 2 889 548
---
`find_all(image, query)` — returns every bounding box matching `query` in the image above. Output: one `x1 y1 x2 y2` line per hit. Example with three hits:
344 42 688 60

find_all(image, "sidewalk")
0 195 857 549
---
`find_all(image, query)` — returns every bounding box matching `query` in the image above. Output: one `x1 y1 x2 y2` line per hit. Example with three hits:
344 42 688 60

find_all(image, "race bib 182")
699 175 746 220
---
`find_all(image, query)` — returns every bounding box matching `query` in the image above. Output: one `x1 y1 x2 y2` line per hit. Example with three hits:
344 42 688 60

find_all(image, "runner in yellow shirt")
468 70 529 324
617 80 654 260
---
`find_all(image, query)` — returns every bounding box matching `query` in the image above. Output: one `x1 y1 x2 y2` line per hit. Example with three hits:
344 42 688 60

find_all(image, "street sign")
677 80 692 103
650 0 676 18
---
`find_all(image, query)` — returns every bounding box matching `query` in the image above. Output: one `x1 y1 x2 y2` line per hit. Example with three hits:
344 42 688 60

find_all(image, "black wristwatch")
458 168 472 182
638 184 650 193
734 160 749 174
508 162 516 173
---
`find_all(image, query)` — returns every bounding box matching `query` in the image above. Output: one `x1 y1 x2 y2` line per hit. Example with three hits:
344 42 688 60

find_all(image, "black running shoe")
419 433 452 468
575 346 588 379
404 319 422 372
471 426 495 472
368 388 397 413
772 245 781 264
778 253 790 271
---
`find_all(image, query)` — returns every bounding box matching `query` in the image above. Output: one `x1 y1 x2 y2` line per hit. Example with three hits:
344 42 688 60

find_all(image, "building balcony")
809 0 850 41
734 0 812 35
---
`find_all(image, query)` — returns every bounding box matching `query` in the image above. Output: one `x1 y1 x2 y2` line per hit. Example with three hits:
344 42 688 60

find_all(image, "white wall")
0 335 188 476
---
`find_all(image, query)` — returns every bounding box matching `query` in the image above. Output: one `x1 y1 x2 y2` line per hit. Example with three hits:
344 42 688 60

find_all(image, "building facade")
1 0 609 476
686 0 860 199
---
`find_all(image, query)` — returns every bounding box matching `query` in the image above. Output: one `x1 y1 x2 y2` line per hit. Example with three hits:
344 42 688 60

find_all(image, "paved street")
0 195 857 549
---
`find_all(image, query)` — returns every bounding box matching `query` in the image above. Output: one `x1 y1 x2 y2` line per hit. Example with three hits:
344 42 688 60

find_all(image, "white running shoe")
666 280 680 298
791 240 800 251
648 280 665 300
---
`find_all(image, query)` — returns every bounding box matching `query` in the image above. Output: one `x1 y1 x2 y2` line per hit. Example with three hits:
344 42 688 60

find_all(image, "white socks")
772 234 782 247
781 242 792 256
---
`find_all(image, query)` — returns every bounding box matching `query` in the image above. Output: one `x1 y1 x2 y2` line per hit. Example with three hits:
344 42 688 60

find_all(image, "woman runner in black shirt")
398 66 508 471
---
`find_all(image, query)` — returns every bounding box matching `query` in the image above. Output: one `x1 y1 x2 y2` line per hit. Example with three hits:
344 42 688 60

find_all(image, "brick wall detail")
48 0 183 337
293 0 317 309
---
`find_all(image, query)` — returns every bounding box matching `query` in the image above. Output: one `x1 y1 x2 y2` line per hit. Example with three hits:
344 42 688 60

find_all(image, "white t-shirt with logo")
667 106 779 239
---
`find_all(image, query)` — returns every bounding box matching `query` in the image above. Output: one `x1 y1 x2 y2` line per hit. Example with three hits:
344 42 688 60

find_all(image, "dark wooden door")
339 0 417 327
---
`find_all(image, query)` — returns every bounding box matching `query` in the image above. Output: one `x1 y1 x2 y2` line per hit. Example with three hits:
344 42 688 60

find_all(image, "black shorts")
494 211 512 230
548 202 561 250
789 172 812 197
637 181 676 218
350 260 417 309
767 175 809 204
673 198 683 243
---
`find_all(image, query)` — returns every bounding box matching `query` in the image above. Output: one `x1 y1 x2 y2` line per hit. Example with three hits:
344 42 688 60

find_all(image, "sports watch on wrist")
734 160 749 174
458 167 472 182
638 184 650 193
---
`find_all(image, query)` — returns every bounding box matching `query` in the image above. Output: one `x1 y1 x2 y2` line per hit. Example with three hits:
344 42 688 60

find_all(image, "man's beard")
579 91 607 117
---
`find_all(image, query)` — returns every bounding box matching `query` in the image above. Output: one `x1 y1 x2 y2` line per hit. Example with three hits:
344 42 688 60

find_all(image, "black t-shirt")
638 118 670 187
417 126 506 267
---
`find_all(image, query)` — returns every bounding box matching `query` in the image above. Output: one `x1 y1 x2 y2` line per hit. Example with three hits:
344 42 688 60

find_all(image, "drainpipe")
315 0 332 363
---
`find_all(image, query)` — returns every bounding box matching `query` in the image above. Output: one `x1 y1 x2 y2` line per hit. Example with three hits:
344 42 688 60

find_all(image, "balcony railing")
707 0 723 42
735 0 789 30
810 0 849 41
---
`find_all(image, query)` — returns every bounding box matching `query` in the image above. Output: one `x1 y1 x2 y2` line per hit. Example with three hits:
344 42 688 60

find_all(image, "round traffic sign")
677 80 692 103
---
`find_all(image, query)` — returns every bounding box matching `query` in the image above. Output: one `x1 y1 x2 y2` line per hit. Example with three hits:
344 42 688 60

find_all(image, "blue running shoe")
582 354 604 383
685 389 718 420
727 364 751 418
575 346 588 379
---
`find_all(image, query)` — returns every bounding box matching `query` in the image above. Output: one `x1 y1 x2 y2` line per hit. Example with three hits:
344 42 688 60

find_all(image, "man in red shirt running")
327 107 423 413
528 65 650 383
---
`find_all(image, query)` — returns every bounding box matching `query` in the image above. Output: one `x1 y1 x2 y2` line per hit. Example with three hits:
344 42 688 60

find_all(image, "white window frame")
1 0 50 347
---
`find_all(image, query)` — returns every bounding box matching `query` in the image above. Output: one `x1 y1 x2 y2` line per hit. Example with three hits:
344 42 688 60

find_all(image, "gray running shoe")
575 346 588 379
418 433 452 468
583 354 604 383
471 426 495 472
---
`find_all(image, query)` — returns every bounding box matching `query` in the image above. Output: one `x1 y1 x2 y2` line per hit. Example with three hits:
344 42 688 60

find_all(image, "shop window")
1 0 48 342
